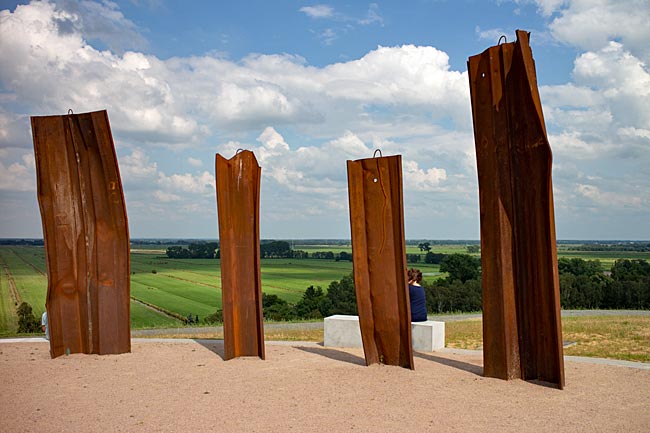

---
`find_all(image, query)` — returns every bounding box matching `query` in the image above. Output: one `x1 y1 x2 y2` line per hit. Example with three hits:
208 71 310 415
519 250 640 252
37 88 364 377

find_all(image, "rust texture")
215 150 265 360
347 154 413 369
31 110 130 359
468 30 564 388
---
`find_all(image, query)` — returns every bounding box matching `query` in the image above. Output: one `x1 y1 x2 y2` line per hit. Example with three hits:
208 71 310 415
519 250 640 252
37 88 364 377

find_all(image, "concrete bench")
323 314 445 352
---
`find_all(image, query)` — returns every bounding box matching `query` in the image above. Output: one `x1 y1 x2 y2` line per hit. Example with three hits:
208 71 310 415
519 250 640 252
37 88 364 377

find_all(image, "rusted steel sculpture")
31 110 130 358
347 152 414 369
215 150 265 360
468 30 564 388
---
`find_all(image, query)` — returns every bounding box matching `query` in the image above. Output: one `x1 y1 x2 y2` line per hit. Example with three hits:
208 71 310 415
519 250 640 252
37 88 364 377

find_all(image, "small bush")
17 302 41 333
204 309 223 324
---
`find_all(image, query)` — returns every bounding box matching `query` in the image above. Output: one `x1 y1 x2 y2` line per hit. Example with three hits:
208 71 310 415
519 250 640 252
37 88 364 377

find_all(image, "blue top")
409 284 428 322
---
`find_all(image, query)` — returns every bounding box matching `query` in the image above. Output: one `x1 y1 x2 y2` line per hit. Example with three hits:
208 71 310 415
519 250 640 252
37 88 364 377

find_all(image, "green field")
555 248 650 270
1 244 649 337
0 246 361 335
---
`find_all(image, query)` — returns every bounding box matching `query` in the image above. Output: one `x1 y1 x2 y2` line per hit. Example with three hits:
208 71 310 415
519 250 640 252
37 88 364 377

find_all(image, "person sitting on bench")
408 268 428 322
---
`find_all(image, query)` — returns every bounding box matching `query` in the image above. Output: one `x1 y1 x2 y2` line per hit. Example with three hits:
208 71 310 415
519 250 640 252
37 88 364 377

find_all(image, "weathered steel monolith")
347 152 414 369
468 30 564 388
32 110 130 358
215 150 265 360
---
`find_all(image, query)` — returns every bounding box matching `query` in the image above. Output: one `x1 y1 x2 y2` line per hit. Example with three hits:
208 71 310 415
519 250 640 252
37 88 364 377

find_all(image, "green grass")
445 315 650 363
130 300 182 329
0 248 47 317
562 315 650 362
556 250 650 271
131 280 217 319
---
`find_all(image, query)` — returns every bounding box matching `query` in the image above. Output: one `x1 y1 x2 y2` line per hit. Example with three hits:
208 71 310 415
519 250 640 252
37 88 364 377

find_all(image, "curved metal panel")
468 30 564 388
215 150 265 360
31 110 130 358
347 155 413 369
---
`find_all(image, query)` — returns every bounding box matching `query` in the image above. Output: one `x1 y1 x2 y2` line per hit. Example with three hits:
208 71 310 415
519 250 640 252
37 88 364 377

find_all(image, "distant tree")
262 293 287 309
558 258 602 277
260 241 292 258
321 273 357 316
17 302 40 333
606 259 650 309
418 242 432 252
466 245 480 254
167 242 219 259
295 286 326 319
311 251 335 260
264 303 298 321
440 254 481 283
188 242 219 259
166 245 190 259
425 252 446 264
204 309 223 324
406 254 421 263
336 251 352 262
610 259 650 281
262 293 297 321
292 250 309 259
422 277 482 313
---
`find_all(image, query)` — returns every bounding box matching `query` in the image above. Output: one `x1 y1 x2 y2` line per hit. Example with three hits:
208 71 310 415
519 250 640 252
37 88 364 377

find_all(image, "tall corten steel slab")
468 30 564 388
347 154 413 369
215 150 265 360
31 110 130 359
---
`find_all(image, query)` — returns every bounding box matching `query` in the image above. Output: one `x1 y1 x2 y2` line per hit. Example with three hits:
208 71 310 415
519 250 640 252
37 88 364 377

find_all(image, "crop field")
0 246 364 335
554 249 650 270
1 244 648 337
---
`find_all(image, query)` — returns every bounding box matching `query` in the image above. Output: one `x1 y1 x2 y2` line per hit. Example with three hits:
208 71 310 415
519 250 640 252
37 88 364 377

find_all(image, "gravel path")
1 339 648 432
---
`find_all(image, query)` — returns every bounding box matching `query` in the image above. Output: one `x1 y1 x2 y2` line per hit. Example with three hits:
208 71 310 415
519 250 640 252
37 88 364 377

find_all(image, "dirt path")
0 258 21 306
0 340 648 432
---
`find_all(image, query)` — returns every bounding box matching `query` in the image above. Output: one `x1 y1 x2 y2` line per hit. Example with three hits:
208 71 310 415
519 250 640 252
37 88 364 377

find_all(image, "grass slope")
0 269 18 336
130 300 182 329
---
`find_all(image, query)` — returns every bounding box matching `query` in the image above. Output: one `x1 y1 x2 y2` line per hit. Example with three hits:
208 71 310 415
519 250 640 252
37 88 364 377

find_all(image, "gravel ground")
1 339 649 433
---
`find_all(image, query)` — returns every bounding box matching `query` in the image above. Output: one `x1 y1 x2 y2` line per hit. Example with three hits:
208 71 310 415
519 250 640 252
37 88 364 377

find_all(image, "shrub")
204 309 223 324
17 302 41 333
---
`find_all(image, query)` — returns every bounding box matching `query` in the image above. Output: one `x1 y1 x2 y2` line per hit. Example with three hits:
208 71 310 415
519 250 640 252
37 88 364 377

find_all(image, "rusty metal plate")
347 154 413 369
32 110 131 358
468 30 564 388
215 150 265 360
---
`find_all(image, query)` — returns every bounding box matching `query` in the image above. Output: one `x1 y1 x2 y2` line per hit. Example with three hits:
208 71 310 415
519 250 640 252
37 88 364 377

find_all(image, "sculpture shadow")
296 345 366 366
414 351 483 376
194 339 226 361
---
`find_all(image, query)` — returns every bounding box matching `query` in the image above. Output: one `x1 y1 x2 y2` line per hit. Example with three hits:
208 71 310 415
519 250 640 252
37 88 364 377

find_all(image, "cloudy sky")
0 0 648 240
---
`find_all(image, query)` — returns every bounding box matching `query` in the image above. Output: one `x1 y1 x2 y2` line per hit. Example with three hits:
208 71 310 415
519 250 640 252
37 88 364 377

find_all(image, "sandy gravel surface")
1 340 649 433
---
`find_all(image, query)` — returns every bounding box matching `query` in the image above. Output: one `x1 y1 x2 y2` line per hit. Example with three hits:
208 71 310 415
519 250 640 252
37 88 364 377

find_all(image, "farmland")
1 245 365 335
1 243 649 337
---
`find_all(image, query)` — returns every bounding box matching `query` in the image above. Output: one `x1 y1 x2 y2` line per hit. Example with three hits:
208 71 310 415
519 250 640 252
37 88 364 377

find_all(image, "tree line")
166 240 356 261
559 258 650 309
568 242 650 252
204 252 650 324
204 273 358 323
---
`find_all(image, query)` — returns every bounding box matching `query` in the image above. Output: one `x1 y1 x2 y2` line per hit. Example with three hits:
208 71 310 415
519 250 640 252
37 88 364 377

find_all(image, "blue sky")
0 0 649 240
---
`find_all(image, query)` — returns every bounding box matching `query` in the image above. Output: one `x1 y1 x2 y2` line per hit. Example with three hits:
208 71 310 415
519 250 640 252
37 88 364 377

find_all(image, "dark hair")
407 268 422 284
